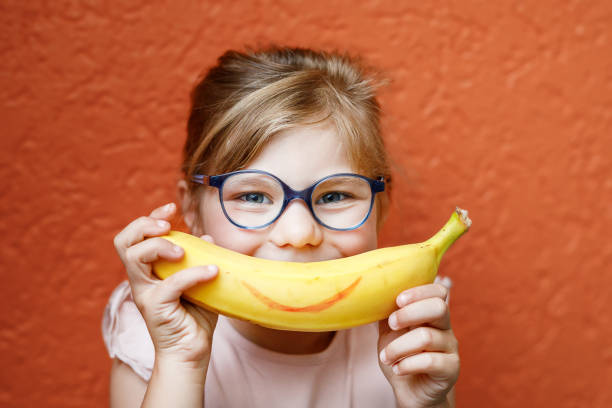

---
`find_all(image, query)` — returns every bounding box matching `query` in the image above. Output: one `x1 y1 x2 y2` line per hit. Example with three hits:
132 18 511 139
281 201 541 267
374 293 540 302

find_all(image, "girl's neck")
228 318 336 354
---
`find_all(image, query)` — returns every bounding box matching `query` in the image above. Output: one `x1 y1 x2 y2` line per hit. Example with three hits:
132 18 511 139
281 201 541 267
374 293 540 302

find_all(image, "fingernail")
163 203 175 212
397 294 408 307
157 220 169 228
379 349 388 364
172 245 182 254
208 265 218 274
392 364 400 375
388 313 398 330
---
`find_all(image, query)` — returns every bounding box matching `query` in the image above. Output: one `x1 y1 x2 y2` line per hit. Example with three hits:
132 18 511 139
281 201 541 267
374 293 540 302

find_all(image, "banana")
153 207 471 332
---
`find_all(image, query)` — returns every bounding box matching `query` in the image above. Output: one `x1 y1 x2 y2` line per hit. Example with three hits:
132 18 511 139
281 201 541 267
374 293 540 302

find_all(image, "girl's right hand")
113 202 219 367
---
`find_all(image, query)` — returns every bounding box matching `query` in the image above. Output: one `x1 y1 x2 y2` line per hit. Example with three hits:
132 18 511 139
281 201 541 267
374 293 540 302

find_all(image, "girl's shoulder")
101 281 154 381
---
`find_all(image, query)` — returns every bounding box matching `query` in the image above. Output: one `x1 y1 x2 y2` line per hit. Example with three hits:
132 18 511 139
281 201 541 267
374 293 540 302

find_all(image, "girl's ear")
177 179 199 234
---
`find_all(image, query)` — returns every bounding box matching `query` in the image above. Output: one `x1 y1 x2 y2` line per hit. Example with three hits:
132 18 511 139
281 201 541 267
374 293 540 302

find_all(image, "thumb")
157 265 219 305
377 318 397 351
183 300 219 335
378 318 392 339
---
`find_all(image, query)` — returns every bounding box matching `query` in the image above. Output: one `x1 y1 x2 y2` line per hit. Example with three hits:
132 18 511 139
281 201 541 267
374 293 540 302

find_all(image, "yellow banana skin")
153 208 471 332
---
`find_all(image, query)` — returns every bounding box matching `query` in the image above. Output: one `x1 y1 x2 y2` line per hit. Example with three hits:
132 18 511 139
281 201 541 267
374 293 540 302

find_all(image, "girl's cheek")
216 229 265 255
198 195 262 254
334 215 379 257
200 210 260 254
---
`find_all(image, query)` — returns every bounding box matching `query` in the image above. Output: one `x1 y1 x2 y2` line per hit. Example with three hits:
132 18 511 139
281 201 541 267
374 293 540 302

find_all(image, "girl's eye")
239 192 270 204
317 192 349 204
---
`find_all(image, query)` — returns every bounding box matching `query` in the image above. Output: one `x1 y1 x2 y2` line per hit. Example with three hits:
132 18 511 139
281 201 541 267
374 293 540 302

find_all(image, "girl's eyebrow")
231 177 279 189
317 176 358 186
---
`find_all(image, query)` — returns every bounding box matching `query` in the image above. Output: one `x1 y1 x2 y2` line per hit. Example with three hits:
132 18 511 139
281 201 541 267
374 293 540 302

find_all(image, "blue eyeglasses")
191 169 385 231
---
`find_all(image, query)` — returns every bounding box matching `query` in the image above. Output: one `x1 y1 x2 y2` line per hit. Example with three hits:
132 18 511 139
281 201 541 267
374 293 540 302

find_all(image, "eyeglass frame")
191 169 386 231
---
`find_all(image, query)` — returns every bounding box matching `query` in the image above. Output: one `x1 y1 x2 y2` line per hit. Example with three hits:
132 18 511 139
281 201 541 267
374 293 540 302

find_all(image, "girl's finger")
155 265 219 305
391 351 460 381
114 216 171 253
388 297 450 331
125 236 184 265
123 237 184 284
380 327 457 365
149 202 176 220
396 283 448 308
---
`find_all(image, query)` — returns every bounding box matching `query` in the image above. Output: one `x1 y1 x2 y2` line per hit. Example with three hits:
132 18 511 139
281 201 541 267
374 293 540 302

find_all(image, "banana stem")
425 207 472 267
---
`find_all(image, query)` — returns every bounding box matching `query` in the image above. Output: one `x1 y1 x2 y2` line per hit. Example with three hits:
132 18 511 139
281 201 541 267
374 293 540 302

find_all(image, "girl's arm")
110 359 147 407
141 357 208 408
111 203 220 407
110 357 209 408
110 358 212 408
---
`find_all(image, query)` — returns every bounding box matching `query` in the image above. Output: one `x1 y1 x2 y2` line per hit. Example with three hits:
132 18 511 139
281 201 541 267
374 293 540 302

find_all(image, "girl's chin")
227 317 321 335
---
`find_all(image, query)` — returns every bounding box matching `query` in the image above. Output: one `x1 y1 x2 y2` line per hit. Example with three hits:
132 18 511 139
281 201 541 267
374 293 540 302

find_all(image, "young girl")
103 47 459 407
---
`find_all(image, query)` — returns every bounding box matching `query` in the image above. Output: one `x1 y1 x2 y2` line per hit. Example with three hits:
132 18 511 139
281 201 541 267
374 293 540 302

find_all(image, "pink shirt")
102 278 450 407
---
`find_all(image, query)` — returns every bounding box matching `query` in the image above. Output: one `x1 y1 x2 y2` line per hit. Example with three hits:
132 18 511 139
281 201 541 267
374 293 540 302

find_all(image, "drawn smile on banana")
240 277 362 312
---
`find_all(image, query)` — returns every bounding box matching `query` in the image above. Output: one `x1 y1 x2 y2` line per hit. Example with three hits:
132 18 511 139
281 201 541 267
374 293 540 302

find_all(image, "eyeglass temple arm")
191 174 210 185
373 176 386 193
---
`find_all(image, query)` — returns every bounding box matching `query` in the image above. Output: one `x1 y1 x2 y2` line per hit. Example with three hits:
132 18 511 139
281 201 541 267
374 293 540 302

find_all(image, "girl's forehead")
245 122 356 189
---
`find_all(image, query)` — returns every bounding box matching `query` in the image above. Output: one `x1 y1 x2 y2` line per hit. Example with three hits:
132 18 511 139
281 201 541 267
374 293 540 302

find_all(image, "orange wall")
1 1 611 407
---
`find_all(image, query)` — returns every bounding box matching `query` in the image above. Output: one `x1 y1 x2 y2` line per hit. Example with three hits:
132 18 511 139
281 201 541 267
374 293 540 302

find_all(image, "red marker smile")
241 276 362 312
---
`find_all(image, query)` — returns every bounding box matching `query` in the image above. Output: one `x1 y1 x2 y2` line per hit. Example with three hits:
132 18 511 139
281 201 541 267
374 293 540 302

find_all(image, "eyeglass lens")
220 173 373 229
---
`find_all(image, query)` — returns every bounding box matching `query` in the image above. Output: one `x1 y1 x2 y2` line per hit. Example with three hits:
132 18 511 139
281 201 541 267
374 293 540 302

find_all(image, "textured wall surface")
1 1 611 407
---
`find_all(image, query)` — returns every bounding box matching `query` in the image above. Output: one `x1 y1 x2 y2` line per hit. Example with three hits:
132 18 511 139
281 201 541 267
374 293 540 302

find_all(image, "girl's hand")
113 203 219 367
377 284 459 408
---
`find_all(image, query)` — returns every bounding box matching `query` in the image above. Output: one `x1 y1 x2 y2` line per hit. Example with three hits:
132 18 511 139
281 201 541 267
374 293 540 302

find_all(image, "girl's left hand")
377 283 460 408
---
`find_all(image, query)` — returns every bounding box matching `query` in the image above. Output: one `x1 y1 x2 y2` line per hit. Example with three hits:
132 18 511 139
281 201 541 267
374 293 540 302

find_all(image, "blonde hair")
182 46 392 230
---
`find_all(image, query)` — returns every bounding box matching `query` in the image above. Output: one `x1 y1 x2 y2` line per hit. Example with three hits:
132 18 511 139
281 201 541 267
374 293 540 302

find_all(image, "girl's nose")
268 200 323 248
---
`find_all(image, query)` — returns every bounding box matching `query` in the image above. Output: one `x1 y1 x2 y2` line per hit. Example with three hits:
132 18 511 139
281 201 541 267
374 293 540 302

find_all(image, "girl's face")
195 121 379 261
